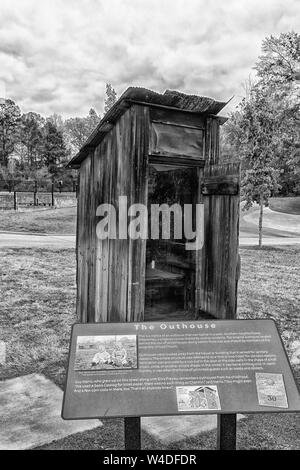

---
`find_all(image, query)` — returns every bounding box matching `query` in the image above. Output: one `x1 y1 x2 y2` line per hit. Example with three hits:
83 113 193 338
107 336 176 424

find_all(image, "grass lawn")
0 206 77 234
269 197 300 215
0 248 76 387
0 245 299 450
238 246 300 374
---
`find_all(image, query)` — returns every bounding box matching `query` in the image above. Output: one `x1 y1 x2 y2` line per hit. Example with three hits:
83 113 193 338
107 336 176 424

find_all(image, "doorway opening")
145 164 198 321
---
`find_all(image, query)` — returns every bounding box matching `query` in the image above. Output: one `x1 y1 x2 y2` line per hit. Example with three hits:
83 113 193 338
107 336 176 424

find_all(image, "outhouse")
67 87 240 324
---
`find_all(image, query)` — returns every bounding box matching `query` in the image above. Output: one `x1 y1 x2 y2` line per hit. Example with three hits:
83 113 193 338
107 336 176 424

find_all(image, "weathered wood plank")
100 136 112 321
94 144 103 322
128 105 149 321
149 154 205 167
76 104 149 323
150 106 205 128
76 154 92 322
205 117 220 165
195 167 204 312
198 163 240 319
201 178 239 196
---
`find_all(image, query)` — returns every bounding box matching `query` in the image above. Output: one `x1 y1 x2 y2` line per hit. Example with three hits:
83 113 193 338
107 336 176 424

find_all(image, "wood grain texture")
149 154 205 168
75 104 232 324
197 163 240 319
205 117 220 165
201 176 239 196
76 105 149 323
150 106 205 128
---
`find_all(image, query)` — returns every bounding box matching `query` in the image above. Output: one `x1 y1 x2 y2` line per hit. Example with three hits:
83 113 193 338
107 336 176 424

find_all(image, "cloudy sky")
0 0 299 117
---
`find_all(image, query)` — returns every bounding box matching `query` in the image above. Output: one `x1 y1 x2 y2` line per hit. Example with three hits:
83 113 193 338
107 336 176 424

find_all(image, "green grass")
0 245 299 449
0 206 77 234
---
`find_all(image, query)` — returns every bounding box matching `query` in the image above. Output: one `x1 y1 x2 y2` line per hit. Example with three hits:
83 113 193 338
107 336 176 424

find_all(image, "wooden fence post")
51 182 55 206
34 180 38 206
13 191 18 211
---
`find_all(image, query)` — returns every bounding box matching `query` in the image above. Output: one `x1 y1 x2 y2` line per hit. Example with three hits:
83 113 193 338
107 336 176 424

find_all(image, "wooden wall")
76 104 239 323
196 162 240 319
205 117 220 165
76 104 149 323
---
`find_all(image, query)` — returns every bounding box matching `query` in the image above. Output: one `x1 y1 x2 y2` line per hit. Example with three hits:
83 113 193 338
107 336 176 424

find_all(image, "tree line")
0 83 117 190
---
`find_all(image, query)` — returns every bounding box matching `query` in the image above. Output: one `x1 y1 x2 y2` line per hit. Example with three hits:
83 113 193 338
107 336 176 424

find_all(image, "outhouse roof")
67 87 228 168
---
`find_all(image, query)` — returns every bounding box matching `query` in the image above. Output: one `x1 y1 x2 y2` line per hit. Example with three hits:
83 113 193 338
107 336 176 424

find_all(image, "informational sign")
62 320 300 419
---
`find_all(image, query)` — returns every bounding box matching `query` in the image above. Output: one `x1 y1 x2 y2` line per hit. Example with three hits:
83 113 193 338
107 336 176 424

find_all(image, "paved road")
0 232 75 248
243 207 300 233
239 236 300 246
1 231 300 248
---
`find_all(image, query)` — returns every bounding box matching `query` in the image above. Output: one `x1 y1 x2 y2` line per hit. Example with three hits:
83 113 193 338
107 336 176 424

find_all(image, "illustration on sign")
74 335 138 371
176 385 221 411
256 373 288 408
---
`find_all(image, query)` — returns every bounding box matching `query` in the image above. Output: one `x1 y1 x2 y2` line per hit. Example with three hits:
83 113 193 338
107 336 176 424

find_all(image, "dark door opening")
145 165 198 321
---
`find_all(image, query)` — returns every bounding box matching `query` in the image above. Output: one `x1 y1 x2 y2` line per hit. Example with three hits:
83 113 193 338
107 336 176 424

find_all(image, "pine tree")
104 84 117 114
42 121 67 178
88 108 100 130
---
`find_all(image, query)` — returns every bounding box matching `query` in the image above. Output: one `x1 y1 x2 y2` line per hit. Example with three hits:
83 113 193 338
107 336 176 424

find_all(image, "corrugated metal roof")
67 87 228 168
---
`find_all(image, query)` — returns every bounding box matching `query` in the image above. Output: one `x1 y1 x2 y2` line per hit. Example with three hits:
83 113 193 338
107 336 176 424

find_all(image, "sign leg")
124 417 141 450
217 414 237 450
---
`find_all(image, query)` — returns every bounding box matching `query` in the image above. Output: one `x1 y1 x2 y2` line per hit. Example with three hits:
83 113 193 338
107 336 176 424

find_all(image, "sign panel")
62 320 300 419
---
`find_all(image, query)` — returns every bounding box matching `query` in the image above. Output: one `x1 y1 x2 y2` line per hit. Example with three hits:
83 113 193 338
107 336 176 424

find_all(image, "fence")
0 178 78 210
0 179 78 193
0 191 77 210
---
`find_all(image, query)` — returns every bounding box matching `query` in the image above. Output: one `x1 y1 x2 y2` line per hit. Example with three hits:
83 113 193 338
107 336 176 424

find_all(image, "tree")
88 108 100 130
64 108 100 154
42 121 68 177
223 86 281 247
222 32 300 246
242 168 280 247
254 32 300 195
104 83 117 113
47 113 64 132
19 112 45 169
0 99 21 166
64 117 90 152
255 32 300 89
0 163 22 191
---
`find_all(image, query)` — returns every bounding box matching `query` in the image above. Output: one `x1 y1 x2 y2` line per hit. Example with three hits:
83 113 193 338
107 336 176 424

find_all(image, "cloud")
0 0 299 117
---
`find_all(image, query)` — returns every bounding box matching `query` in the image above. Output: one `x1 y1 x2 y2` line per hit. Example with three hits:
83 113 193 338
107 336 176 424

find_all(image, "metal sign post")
124 417 141 450
217 414 237 450
124 415 237 450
